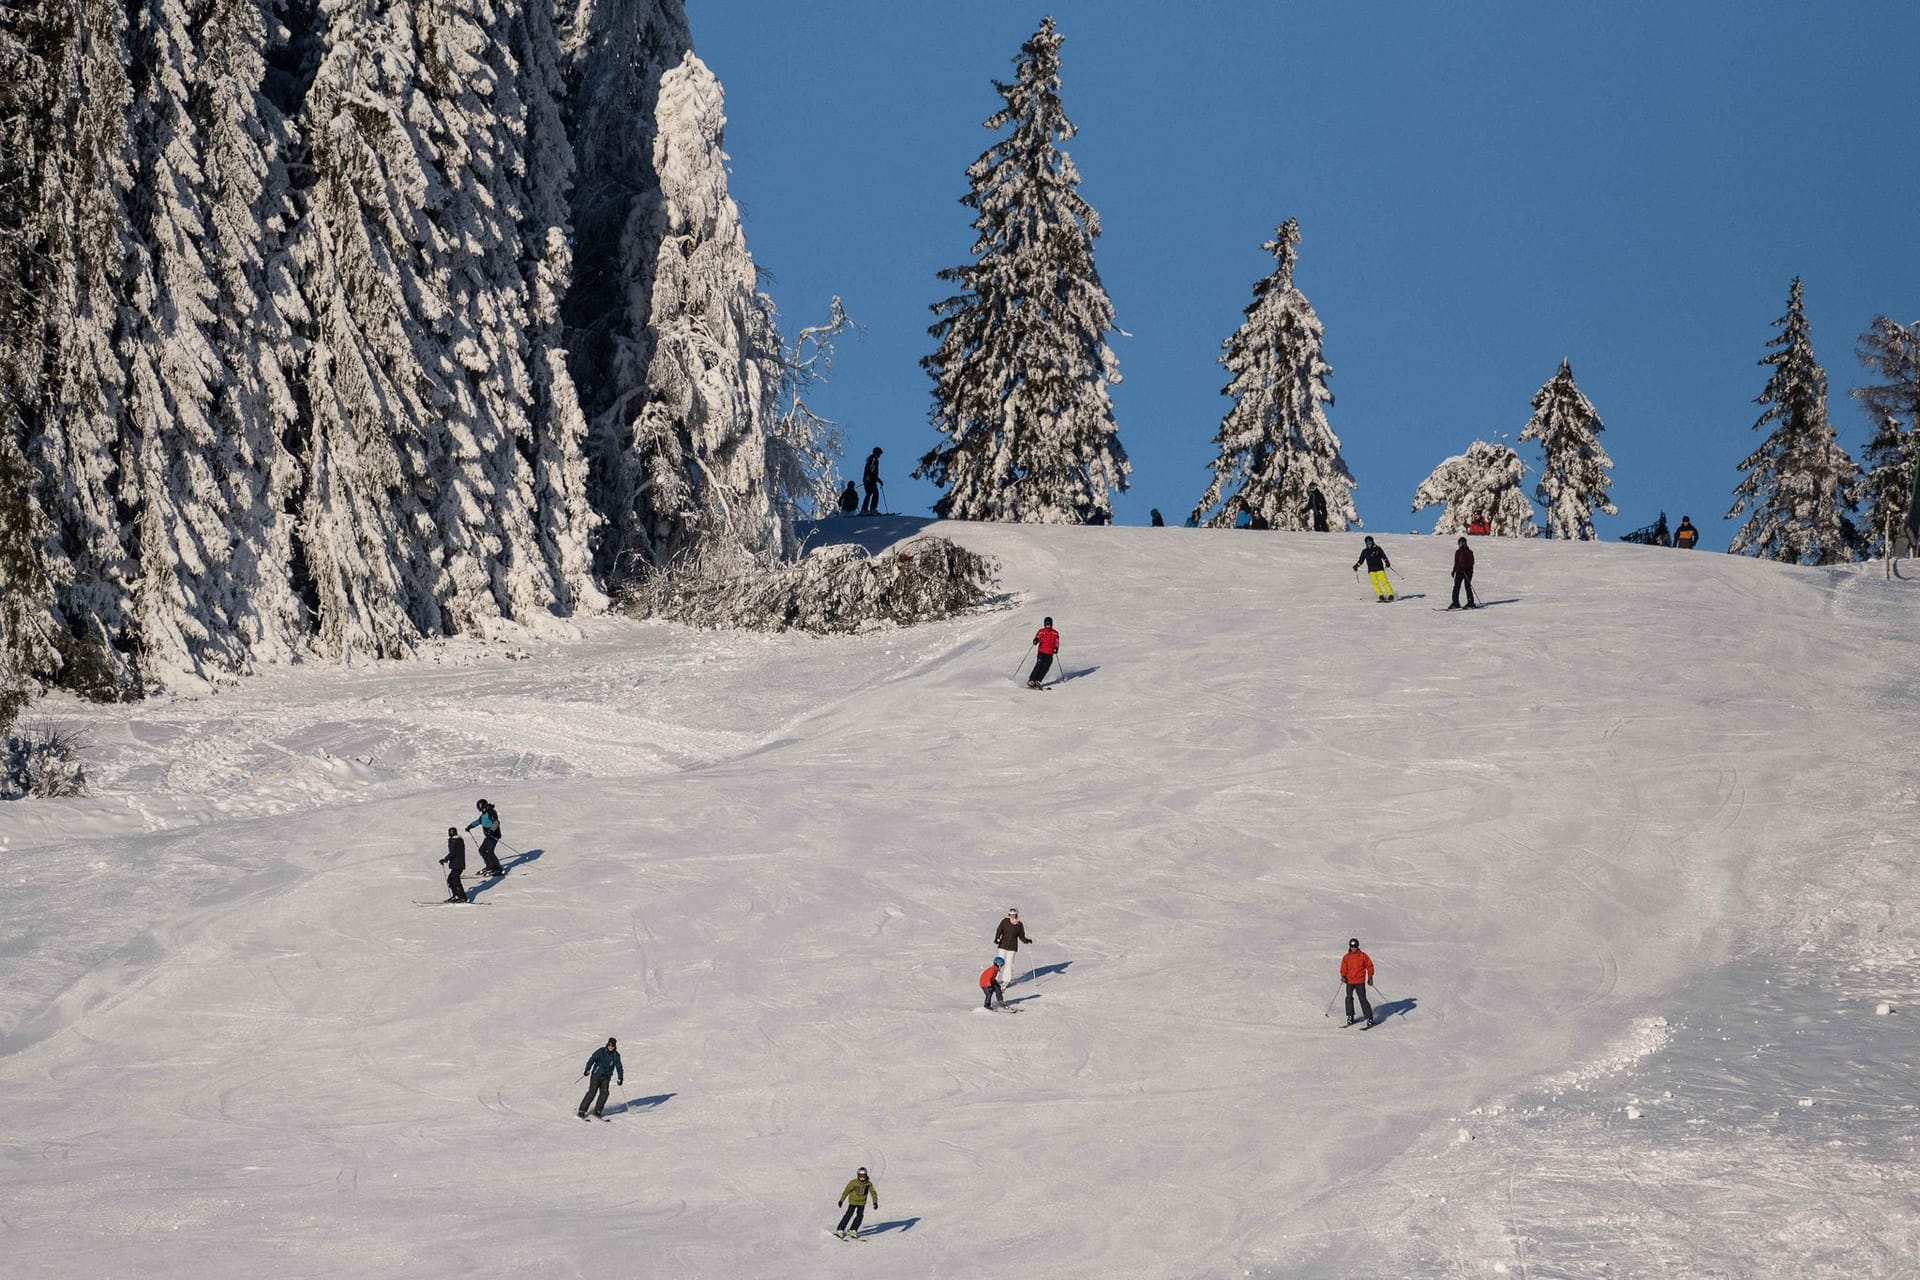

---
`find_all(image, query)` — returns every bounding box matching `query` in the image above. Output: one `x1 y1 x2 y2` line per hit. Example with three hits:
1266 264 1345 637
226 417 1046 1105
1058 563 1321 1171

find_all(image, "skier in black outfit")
1353 536 1394 602
1307 484 1329 532
860 447 883 514
579 1038 623 1119
1449 536 1478 609
440 828 469 903
838 481 859 515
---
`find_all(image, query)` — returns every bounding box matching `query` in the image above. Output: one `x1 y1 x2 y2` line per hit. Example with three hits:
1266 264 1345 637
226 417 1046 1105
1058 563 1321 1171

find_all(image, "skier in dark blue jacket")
579 1038 624 1119
465 799 505 876
439 828 469 903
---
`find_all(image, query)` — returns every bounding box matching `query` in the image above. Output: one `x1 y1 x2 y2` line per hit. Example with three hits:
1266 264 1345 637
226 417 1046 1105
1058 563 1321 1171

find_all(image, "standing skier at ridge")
1341 938 1376 1028
1674 516 1699 549
994 908 1032 973
439 827 469 903
980 956 1008 1009
1448 537 1478 610
1353 537 1394 602
466 799 505 876
860 447 884 515
578 1037 623 1119
834 1167 879 1239
1029 617 1061 689
1307 484 1330 532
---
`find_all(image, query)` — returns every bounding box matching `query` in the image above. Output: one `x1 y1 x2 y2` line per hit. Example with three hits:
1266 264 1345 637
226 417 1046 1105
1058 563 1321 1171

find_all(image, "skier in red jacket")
1340 938 1376 1028
1448 537 1478 610
979 957 1007 1009
1028 617 1060 689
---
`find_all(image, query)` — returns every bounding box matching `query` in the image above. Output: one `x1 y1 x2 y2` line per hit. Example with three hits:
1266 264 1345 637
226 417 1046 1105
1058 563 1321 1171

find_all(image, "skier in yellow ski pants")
1353 536 1395 601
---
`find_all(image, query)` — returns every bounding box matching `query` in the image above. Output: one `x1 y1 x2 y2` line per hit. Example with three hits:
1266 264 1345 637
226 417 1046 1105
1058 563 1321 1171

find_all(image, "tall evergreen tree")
1519 358 1615 540
1412 441 1538 537
564 2 785 572
1191 219 1357 531
1849 317 1920 555
917 17 1128 524
0 0 143 693
1727 278 1860 564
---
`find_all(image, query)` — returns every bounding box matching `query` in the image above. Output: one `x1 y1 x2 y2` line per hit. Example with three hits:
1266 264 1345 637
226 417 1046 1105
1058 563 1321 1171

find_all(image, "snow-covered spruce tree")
514 0 603 612
917 17 1128 524
1412 441 1538 537
1192 219 1356 531
617 51 787 570
292 0 446 657
1518 358 1615 540
563 3 788 574
293 0 584 655
1849 317 1920 556
120 0 309 683
0 0 142 695
1727 278 1861 564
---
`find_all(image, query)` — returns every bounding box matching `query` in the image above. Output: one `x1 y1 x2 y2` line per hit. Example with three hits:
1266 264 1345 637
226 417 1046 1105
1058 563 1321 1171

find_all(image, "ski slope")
2 523 1916 1278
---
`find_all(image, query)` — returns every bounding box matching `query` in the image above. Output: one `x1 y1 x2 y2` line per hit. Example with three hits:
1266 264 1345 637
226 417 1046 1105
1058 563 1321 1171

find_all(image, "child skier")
439 828 469 903
980 956 1007 1009
835 1168 879 1239
1341 938 1376 1028
465 799 505 876
1029 617 1061 688
1353 537 1394 602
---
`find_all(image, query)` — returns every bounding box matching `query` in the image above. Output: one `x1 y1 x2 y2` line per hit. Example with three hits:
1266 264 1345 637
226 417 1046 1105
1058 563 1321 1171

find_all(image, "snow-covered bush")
3 722 89 799
616 537 1002 634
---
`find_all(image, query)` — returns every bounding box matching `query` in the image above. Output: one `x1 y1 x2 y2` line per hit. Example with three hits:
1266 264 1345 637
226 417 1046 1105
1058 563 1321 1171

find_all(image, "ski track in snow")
1 527 1917 1278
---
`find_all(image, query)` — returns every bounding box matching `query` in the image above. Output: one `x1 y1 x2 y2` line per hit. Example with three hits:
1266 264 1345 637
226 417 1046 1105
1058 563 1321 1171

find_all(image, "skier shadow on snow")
1054 665 1098 685
1370 997 1417 1023
1468 598 1519 609
1004 993 1042 1007
608 1092 675 1116
860 1217 921 1238
1006 960 1070 988
465 848 545 901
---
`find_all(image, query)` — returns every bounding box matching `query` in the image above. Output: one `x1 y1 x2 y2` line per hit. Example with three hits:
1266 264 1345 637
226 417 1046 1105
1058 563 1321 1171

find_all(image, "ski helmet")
1458 536 1468 545
1363 536 1375 544
1348 938 1360 950
993 956 1005 966
447 827 458 837
1043 616 1053 627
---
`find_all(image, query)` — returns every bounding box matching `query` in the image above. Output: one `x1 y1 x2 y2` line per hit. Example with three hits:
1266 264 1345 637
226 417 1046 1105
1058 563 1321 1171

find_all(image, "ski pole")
1051 648 1063 686
1324 986 1342 1018
878 480 889 515
1012 641 1035 681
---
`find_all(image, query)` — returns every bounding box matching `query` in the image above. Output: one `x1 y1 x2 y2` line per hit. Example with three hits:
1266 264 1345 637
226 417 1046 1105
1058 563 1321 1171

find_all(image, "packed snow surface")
2 522 1916 1278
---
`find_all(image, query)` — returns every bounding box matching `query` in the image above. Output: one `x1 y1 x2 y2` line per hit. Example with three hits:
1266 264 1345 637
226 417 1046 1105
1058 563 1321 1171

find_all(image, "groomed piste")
2 522 1916 1277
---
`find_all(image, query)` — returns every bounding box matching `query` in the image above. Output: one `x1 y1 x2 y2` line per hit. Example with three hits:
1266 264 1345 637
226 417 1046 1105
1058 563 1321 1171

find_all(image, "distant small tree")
1619 511 1672 547
1191 219 1357 531
1413 441 1538 537
768 296 856 525
1849 317 1920 557
1519 359 1616 539
1727 278 1861 564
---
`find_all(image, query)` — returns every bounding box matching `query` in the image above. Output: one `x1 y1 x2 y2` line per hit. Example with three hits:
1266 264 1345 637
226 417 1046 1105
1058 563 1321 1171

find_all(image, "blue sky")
693 2 1920 548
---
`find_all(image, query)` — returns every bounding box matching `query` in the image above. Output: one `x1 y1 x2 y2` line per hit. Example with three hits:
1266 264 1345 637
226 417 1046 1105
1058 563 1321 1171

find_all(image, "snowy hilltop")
1 523 1915 1277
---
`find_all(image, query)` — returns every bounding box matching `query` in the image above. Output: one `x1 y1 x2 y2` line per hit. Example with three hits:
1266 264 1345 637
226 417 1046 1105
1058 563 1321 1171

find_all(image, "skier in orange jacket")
1340 938 1375 1028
